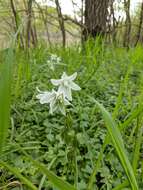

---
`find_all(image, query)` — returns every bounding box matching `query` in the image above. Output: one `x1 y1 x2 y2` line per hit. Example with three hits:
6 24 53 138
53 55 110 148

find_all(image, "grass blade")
0 48 13 152
19 149 77 190
132 126 143 174
26 156 76 190
0 161 37 190
89 99 138 190
112 180 129 190
87 67 131 189
120 104 143 130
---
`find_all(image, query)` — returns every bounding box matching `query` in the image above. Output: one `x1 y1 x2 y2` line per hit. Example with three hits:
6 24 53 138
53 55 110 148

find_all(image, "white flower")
36 88 54 104
49 90 71 115
47 60 55 71
51 72 81 101
36 88 70 115
47 54 64 71
50 54 61 63
36 72 80 115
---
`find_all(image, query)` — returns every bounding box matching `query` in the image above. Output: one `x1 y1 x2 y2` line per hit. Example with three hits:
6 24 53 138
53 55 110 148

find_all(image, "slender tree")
110 0 117 43
10 0 24 48
55 0 66 47
123 0 131 47
26 0 33 48
134 1 143 46
34 0 51 46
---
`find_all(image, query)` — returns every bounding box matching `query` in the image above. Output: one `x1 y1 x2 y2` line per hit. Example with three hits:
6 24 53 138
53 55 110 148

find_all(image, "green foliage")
1 41 143 189
23 151 77 190
93 100 138 190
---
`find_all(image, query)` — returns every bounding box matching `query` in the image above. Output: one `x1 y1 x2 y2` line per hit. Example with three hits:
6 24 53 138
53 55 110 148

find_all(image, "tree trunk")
83 0 110 40
32 12 38 47
34 0 51 46
110 0 117 43
55 0 66 47
123 0 131 48
26 0 33 48
134 2 143 46
10 0 24 48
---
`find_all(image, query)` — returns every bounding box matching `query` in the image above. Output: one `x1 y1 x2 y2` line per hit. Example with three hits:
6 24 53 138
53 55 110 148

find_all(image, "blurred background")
0 0 143 48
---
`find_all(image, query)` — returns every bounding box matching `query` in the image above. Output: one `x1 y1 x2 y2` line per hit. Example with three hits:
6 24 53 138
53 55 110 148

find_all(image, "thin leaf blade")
94 100 138 190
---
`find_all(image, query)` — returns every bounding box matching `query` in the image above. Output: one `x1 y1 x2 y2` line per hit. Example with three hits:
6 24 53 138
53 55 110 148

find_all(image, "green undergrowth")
0 40 143 189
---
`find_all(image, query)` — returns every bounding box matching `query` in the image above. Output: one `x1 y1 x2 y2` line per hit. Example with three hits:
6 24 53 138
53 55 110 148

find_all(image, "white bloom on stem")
50 54 61 63
47 60 55 71
49 90 71 115
47 54 64 71
36 88 70 115
51 72 81 101
36 87 54 104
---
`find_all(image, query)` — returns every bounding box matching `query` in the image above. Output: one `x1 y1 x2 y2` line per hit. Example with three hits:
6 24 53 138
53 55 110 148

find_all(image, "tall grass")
0 48 13 153
0 46 39 190
94 100 138 190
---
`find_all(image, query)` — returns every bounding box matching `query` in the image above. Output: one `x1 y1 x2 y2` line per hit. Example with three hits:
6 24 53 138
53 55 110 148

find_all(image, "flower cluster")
47 54 65 71
36 72 81 115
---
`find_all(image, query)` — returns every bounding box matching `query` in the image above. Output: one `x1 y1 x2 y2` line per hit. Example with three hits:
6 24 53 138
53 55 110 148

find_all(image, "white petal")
68 72 77 81
58 85 66 95
64 98 71 106
36 92 50 104
36 90 56 105
36 87 43 93
49 62 55 71
36 94 43 101
51 79 62 86
61 72 68 79
49 98 57 114
65 87 72 101
70 81 81 91
58 86 72 101
59 104 66 115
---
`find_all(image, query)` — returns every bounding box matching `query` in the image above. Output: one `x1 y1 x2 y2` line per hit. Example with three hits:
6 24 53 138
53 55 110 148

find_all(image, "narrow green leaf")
0 161 37 190
120 104 143 130
87 68 131 189
132 126 143 174
0 48 13 152
112 180 129 190
91 99 138 190
22 151 76 190
29 158 76 190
